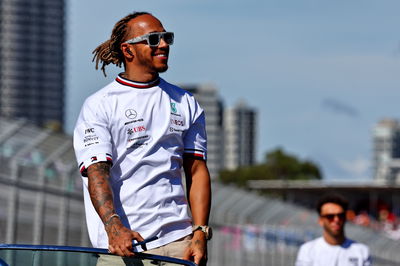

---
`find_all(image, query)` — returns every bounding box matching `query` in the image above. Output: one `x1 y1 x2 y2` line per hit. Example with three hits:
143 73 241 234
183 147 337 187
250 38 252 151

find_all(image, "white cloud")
338 156 371 179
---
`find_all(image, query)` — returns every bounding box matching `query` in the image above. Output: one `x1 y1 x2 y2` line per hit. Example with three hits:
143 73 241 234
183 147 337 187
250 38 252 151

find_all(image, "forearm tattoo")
87 162 115 223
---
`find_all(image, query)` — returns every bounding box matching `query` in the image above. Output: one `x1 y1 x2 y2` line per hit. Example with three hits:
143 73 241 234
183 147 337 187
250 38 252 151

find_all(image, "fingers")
185 238 207 265
194 252 203 265
185 250 205 265
131 231 145 242
108 230 139 257
108 241 135 257
123 238 135 257
108 229 154 257
182 246 192 261
108 245 115 254
198 257 208 266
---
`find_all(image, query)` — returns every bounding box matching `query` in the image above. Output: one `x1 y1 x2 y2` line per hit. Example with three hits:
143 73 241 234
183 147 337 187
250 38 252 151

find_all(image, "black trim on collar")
116 74 160 88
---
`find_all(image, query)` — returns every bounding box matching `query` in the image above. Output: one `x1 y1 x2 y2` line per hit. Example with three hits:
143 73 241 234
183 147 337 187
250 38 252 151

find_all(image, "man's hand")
183 231 207 265
106 217 144 257
87 162 144 257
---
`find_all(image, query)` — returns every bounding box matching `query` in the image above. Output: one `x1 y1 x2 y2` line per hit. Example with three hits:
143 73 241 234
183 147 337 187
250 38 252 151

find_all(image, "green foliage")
219 148 322 187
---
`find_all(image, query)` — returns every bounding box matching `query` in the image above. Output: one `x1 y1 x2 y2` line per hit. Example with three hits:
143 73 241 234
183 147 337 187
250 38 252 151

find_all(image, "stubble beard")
136 51 169 75
157 65 168 73
325 223 344 239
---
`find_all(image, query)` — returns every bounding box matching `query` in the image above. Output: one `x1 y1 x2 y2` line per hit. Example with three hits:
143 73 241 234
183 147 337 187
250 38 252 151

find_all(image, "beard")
157 65 168 73
324 223 344 238
135 50 169 74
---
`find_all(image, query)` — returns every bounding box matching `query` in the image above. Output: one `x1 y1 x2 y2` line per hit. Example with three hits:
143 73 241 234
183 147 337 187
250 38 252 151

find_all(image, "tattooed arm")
87 162 144 257
182 158 211 265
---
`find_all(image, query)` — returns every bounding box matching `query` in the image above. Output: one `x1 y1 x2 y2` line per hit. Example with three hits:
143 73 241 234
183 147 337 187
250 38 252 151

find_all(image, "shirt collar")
116 73 160 88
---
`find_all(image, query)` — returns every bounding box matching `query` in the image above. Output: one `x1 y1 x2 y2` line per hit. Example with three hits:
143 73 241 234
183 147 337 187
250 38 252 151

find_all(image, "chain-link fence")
1 117 400 266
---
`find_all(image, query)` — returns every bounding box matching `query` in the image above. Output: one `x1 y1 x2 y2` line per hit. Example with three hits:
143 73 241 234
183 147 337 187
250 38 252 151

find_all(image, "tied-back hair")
92 11 151 76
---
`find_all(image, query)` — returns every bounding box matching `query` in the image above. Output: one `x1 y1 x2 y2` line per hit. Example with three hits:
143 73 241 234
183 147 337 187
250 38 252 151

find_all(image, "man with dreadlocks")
73 12 211 265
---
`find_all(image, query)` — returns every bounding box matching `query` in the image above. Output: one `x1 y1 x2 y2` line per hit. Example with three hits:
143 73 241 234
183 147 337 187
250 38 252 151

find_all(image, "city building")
224 100 257 170
373 118 400 183
181 84 224 180
0 0 65 130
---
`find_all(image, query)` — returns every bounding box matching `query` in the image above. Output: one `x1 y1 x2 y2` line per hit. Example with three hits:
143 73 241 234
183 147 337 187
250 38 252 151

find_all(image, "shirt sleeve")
73 97 113 177
295 244 312 266
183 100 207 161
363 246 372 266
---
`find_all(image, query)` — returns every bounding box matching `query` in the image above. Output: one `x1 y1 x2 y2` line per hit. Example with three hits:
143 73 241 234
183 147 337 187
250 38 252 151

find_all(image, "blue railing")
0 244 196 266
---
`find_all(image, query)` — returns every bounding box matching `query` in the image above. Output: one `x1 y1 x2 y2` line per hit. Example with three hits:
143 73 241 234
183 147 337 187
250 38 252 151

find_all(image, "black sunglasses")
320 212 346 221
124 32 174 47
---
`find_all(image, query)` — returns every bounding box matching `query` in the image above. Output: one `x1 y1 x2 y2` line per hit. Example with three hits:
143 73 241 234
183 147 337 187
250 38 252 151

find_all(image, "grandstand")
0 117 87 246
1 117 399 265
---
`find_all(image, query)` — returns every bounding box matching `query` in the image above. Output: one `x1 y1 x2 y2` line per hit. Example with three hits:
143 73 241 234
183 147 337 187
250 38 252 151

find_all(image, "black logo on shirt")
84 128 94 134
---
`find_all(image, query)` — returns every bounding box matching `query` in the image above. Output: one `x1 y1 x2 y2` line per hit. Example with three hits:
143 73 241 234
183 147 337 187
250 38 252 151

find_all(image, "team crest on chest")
170 102 182 117
170 102 177 114
124 108 144 125
125 109 137 119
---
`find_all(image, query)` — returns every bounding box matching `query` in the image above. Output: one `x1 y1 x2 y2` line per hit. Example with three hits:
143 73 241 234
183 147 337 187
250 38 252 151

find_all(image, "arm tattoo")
87 162 115 223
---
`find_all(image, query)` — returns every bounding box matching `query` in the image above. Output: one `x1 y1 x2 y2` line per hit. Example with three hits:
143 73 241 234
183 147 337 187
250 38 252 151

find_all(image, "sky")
65 0 400 181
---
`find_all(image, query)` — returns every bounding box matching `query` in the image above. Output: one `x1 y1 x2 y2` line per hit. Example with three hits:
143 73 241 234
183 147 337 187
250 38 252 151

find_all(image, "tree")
219 148 322 187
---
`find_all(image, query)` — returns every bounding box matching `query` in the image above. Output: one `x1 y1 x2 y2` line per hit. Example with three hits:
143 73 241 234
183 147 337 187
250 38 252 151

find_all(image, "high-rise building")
373 118 400 183
224 100 257 170
181 84 224 180
0 0 65 130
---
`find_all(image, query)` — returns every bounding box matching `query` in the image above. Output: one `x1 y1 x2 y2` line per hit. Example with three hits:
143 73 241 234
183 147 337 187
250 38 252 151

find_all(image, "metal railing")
0 244 195 266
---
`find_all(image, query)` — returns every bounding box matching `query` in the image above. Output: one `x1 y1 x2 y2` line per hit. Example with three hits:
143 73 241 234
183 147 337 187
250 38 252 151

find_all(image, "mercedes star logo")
125 109 137 119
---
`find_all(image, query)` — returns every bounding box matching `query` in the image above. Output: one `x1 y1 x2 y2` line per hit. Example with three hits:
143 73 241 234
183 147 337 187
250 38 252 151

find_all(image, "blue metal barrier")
0 244 196 266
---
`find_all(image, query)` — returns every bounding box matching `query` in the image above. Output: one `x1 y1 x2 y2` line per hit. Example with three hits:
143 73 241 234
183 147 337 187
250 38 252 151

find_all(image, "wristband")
104 213 120 226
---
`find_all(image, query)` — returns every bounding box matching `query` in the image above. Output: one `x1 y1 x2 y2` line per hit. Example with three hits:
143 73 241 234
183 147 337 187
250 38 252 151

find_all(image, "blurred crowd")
347 203 400 240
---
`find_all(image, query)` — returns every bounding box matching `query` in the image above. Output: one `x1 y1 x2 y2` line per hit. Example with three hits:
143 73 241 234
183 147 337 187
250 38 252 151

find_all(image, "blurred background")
1 0 400 265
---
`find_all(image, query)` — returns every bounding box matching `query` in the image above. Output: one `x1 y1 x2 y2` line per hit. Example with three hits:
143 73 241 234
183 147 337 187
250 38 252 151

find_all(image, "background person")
73 11 211 265
295 194 371 266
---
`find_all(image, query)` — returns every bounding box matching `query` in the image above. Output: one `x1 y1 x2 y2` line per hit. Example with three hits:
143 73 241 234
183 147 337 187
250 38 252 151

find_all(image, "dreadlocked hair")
92 12 152 76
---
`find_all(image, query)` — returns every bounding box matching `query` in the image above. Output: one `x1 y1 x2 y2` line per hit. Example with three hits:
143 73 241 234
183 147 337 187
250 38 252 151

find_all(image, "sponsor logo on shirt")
124 118 144 125
170 103 177 113
127 135 150 147
85 128 95 134
83 128 99 147
84 136 99 145
169 117 185 133
127 126 146 135
126 126 149 148
169 127 184 133
170 119 185 126
349 257 359 266
125 109 137 119
170 102 182 117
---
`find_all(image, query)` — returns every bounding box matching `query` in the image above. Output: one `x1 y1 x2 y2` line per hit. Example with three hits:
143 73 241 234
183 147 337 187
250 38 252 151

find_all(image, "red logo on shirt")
127 126 146 135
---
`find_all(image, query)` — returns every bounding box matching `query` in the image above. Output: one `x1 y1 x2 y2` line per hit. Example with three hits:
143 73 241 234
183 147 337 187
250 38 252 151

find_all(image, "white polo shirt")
296 237 371 266
73 75 207 250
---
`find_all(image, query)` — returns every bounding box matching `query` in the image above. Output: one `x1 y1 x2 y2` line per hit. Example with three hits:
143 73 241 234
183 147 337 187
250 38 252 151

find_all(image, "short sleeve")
363 246 372 266
295 244 312 266
73 98 113 177
183 106 207 161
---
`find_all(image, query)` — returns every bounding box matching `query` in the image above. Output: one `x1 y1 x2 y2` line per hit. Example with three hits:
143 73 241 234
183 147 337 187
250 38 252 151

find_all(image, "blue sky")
65 0 400 181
